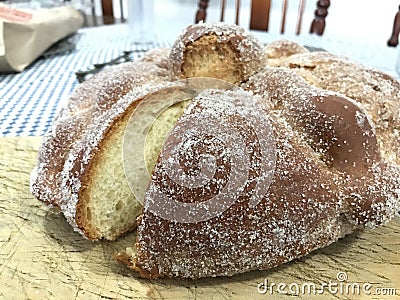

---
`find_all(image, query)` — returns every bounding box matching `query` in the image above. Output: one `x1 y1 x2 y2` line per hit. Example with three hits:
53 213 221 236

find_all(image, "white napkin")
0 4 83 72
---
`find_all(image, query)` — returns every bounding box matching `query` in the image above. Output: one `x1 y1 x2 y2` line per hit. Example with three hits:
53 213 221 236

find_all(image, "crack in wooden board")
0 137 399 300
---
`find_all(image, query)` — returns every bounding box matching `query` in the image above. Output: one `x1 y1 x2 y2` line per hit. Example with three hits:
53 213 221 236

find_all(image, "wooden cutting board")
0 137 399 300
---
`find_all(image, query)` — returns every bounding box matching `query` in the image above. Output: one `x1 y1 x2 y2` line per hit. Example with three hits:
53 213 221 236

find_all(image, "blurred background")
2 0 399 75
88 0 399 46
4 0 398 46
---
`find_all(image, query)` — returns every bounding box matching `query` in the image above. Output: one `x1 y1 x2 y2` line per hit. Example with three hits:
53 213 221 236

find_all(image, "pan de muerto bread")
30 23 400 279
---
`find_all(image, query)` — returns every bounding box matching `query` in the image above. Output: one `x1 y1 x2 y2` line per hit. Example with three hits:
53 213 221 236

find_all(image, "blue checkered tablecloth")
0 24 170 137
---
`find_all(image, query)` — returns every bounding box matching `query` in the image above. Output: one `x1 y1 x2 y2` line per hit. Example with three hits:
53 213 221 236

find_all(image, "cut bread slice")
60 83 191 240
116 88 349 278
30 58 171 210
116 83 399 279
60 79 235 240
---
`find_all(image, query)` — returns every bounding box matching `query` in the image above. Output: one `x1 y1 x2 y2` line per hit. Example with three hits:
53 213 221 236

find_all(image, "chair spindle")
195 0 210 23
235 0 241 25
310 0 330 35
388 5 400 47
220 0 226 22
280 0 288 34
296 0 306 35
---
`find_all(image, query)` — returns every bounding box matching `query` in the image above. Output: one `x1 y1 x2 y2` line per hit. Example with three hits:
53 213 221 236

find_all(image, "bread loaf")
30 22 400 278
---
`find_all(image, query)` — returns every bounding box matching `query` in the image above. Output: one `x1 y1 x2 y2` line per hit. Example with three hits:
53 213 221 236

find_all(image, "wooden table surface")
0 137 399 300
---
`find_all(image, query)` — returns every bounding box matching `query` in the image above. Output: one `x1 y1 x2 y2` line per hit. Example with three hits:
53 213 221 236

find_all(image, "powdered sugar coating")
131 67 400 278
137 48 172 70
264 39 309 60
143 88 276 223
243 67 400 227
260 44 400 165
133 89 356 278
283 51 350 66
284 53 400 166
95 62 170 110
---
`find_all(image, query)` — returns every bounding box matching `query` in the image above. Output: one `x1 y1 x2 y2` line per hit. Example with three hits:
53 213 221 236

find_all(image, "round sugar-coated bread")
30 24 400 279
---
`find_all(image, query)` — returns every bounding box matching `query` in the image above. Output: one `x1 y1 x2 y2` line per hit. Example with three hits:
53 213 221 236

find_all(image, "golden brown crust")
243 67 380 175
271 50 400 166
130 79 399 278
244 67 400 227
115 252 135 269
137 48 171 70
131 89 355 278
31 55 172 238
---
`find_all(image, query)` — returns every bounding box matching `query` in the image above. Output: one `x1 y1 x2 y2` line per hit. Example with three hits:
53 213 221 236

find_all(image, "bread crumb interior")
86 101 189 240
182 35 243 84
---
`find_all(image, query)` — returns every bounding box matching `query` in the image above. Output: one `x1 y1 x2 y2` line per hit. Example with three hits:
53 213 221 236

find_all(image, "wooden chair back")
84 0 125 27
195 0 330 36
